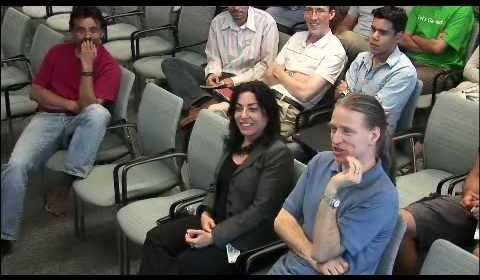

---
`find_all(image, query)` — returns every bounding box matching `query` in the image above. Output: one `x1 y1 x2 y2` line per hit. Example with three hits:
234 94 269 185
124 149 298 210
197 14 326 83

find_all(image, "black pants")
138 215 239 275
161 58 234 112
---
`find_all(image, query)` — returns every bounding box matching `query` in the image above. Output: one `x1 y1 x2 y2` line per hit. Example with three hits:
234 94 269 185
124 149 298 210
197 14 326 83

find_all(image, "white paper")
226 243 241 264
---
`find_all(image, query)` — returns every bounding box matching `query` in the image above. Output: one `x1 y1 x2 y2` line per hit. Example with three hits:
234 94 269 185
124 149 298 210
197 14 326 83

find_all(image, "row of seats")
2 6 478 275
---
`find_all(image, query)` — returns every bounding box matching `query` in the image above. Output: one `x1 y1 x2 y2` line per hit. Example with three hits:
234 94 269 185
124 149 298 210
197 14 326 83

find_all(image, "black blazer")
197 138 294 251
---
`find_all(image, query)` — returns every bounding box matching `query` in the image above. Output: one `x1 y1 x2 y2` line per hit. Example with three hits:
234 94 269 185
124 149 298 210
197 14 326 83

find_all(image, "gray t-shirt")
268 151 399 275
349 6 414 38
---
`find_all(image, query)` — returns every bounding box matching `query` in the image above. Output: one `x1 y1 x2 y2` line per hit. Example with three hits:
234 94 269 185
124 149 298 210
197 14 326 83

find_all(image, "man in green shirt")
399 6 474 96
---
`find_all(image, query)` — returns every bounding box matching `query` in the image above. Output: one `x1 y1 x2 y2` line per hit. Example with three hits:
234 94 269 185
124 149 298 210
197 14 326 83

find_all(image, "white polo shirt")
272 30 347 109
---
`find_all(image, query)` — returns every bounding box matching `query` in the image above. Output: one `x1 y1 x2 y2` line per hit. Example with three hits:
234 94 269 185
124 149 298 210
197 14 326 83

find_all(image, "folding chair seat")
116 109 229 274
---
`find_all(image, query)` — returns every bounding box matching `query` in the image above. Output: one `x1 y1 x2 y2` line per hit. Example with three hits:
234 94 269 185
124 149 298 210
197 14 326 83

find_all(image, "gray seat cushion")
1 92 37 120
117 188 206 244
133 51 206 80
73 161 179 207
396 169 453 208
107 23 139 41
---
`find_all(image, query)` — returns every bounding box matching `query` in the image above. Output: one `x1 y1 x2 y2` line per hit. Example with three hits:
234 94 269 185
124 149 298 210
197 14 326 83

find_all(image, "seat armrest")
173 40 207 53
240 240 288 274
431 69 463 106
112 151 185 205
447 176 468 195
156 193 207 225
435 172 469 195
105 10 144 24
130 25 176 59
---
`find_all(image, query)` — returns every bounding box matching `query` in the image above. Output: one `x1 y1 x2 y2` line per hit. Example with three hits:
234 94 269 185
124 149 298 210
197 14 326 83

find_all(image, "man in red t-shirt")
1 6 120 256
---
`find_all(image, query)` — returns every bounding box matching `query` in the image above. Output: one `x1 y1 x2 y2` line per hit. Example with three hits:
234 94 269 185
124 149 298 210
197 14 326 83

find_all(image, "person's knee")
161 58 180 73
399 209 416 239
82 104 111 126
6 154 33 177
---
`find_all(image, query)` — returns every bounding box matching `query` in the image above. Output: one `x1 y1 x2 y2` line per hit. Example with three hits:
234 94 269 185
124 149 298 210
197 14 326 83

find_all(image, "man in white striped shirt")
162 6 279 112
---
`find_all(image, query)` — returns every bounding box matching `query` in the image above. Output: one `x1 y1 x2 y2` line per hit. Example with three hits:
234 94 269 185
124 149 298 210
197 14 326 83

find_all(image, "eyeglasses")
72 26 101 35
304 7 330 16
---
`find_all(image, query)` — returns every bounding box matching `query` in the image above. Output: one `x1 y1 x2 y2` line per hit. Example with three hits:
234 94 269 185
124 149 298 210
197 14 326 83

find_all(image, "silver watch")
324 193 341 209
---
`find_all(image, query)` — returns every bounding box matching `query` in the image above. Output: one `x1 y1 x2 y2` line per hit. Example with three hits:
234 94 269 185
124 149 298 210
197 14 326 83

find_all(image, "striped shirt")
204 6 279 86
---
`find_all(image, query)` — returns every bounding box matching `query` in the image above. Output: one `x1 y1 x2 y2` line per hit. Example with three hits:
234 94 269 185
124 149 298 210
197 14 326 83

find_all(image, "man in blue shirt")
269 94 399 275
335 6 417 134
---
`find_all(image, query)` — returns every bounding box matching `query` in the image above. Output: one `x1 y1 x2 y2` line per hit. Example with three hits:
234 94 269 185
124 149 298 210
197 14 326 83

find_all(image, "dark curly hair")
224 81 281 154
69 6 106 33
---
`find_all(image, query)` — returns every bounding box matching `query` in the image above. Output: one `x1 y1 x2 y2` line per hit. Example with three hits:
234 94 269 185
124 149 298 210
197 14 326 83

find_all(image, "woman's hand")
200 211 216 233
184 229 213 248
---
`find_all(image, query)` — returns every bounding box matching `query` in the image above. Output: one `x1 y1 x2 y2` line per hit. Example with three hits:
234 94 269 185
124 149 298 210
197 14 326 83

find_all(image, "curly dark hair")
224 81 281 154
69 6 106 33
371 6 408 34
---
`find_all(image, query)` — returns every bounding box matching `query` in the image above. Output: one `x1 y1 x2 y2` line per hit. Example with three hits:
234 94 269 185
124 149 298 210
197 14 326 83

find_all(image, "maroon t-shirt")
33 42 120 113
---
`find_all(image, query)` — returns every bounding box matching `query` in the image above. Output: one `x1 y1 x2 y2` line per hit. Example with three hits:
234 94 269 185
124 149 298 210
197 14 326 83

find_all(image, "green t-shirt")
405 6 474 70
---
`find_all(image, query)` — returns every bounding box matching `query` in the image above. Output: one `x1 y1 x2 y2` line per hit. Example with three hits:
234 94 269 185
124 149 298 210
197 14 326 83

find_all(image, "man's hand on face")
77 39 97 72
327 156 363 195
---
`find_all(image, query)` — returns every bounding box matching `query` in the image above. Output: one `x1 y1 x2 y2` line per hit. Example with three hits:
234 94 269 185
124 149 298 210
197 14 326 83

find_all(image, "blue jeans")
1 104 111 240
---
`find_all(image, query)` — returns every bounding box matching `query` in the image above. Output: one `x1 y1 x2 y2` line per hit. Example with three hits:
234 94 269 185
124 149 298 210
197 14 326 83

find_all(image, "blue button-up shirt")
268 151 398 275
346 47 417 133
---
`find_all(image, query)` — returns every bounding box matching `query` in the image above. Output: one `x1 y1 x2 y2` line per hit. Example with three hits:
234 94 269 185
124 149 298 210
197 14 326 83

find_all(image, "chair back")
30 24 65 75
176 6 216 54
137 83 183 156
111 66 135 122
144 6 173 29
188 109 229 190
465 21 479 61
114 6 142 27
278 31 291 51
420 239 479 275
396 79 422 133
423 93 479 174
375 216 407 275
1 8 30 59
293 159 306 184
